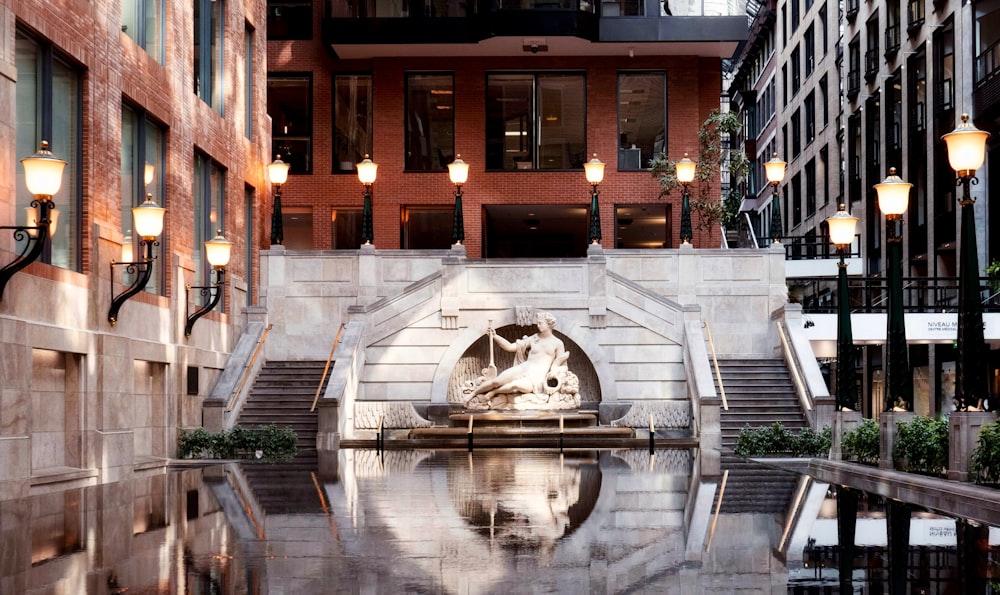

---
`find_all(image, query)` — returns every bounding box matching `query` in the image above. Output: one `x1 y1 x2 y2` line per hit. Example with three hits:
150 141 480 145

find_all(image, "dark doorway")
482 204 589 258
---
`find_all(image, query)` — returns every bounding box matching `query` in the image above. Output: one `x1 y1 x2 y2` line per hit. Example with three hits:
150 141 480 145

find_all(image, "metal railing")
312 323 346 412
792 276 1000 314
228 323 272 412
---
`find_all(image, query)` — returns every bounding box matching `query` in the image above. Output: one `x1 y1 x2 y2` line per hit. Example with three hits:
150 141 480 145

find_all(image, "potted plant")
986 259 1000 292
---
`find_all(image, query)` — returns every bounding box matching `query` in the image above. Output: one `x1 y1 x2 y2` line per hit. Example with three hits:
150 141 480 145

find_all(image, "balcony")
864 48 879 83
847 69 860 98
322 0 748 58
884 24 899 58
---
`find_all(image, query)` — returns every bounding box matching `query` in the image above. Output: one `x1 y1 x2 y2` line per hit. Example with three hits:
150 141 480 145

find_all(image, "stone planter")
948 410 998 481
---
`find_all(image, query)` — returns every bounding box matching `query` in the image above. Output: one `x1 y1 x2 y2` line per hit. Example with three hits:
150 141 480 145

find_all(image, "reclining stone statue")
463 311 581 410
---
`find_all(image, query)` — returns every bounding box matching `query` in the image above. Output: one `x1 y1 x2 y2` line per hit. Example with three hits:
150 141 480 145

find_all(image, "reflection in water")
2 452 999 593
448 451 600 560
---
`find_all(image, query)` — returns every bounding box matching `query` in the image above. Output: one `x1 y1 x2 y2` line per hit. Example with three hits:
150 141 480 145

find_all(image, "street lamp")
0 141 66 301
675 153 697 245
765 153 787 244
942 113 991 411
827 204 859 411
874 167 913 411
584 154 605 245
357 154 378 246
108 193 166 325
185 230 233 337
267 155 290 246
448 155 469 246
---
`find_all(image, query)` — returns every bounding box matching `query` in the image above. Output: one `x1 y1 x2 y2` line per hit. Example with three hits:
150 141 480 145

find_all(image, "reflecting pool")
2 450 999 593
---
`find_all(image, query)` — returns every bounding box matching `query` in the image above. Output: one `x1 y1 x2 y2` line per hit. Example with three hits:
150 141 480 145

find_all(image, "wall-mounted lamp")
108 193 166 325
184 230 233 337
675 153 696 245
0 141 66 301
448 155 469 245
357 154 378 246
583 154 605 245
764 153 787 244
268 155 290 246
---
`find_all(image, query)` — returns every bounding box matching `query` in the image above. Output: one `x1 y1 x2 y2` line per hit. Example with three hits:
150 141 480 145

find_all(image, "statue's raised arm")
464 312 581 411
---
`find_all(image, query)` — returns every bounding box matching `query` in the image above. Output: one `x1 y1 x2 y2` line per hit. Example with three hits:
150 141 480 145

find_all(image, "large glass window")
401 206 452 249
405 73 455 171
615 204 670 249
245 186 255 306
617 72 667 170
334 74 372 172
267 1 312 40
485 73 586 171
268 74 312 174
244 25 254 140
194 0 224 113
122 0 164 62
331 208 362 248
121 104 167 294
15 29 82 272
194 153 225 292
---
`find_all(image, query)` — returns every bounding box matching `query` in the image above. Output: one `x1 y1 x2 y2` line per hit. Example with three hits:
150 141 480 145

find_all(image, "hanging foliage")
649 109 750 232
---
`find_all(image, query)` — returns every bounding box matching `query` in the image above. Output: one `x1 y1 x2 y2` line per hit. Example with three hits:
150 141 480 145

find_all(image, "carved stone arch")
430 315 616 406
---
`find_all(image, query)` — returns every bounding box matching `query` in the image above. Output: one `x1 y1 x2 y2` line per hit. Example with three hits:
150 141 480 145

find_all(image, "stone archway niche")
446 323 601 409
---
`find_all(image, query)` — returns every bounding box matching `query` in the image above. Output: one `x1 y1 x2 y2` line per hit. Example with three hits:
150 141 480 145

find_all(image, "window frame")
268 72 313 174
485 71 587 172
194 0 225 113
333 73 373 173
121 103 168 295
404 72 455 172
616 71 668 172
122 0 165 63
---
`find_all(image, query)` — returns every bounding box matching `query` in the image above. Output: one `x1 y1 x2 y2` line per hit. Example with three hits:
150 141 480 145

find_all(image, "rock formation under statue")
463 312 582 410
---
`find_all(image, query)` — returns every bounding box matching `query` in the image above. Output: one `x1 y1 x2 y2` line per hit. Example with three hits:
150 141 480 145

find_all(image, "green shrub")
176 425 298 463
841 418 879 466
894 415 948 476
734 422 830 458
970 421 1000 485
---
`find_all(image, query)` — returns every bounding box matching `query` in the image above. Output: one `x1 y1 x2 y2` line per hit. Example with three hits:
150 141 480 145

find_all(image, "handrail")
704 469 729 553
228 323 272 412
312 323 346 412
775 320 812 412
703 321 728 411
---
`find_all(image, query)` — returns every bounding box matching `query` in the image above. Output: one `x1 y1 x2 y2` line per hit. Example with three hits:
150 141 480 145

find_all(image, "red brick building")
267 1 747 257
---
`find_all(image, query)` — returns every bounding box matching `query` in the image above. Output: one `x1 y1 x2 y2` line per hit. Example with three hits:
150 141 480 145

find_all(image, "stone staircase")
237 360 328 453
714 357 809 514
235 360 330 514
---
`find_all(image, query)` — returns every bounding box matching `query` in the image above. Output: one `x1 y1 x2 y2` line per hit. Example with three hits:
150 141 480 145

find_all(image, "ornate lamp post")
357 155 378 246
108 193 166 325
0 141 66 301
675 153 696 245
827 204 859 410
267 155 290 246
942 113 991 411
184 231 233 337
584 154 605 245
875 167 913 411
764 153 787 244
448 155 469 246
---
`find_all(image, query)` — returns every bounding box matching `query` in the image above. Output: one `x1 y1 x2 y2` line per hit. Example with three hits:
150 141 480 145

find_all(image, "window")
804 25 815 77
332 208 363 249
405 73 454 171
791 109 801 157
819 144 829 207
244 25 254 140
791 172 802 225
781 65 788 105
267 1 312 40
804 91 816 144
268 74 312 174
15 29 82 272
847 36 861 96
245 186 255 306
121 104 167 294
401 206 452 249
615 204 670 248
194 0 224 112
819 75 828 126
194 153 225 291
617 72 667 170
865 13 879 82
805 158 816 216
791 46 800 94
334 74 372 172
934 21 954 112
791 0 799 32
282 207 313 249
820 3 827 53
122 0 164 62
486 73 586 171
